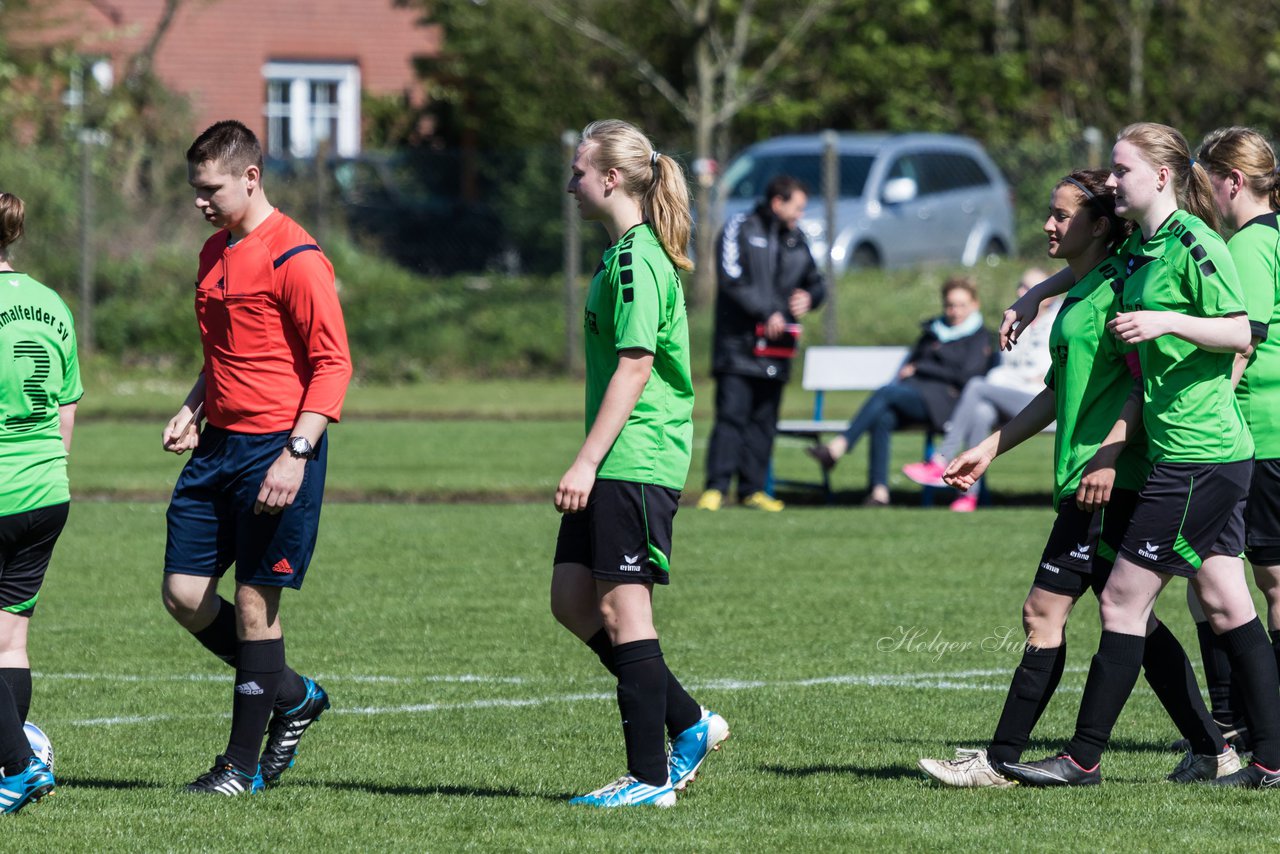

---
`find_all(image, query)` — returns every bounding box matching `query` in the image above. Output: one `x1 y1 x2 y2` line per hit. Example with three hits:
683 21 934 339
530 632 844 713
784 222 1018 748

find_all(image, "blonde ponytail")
580 120 693 271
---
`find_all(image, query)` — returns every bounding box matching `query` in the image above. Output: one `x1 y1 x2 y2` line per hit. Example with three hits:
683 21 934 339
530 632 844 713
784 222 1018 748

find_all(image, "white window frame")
262 61 361 158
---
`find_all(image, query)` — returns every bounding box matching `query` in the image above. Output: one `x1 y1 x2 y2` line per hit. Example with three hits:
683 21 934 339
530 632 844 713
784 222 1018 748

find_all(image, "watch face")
289 437 313 457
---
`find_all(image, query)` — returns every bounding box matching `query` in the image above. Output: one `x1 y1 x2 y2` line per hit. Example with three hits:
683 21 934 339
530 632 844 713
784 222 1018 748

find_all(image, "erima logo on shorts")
1039 562 1061 575
618 554 643 572
1070 543 1091 561
1139 541 1160 561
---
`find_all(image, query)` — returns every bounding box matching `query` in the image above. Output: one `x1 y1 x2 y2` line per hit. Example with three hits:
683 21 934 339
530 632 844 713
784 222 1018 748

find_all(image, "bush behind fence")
1 132 1094 381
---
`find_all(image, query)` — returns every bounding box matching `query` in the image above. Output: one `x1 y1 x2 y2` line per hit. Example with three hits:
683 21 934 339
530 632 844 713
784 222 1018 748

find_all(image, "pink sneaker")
950 493 978 513
903 459 947 488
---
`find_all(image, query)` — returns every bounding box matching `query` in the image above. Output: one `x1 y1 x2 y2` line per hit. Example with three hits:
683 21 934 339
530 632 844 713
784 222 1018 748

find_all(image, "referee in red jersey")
161 121 352 795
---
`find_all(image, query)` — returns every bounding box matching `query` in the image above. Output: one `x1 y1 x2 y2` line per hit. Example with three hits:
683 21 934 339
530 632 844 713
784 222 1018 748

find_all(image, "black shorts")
1245 458 1280 565
1034 489 1138 598
554 479 679 585
0 502 69 617
1119 459 1251 578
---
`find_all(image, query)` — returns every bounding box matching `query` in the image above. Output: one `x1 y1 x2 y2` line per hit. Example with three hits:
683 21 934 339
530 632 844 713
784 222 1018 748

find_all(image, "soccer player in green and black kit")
551 119 727 808
1002 123 1280 789
1177 126 1280 750
0 192 82 812
918 169 1229 787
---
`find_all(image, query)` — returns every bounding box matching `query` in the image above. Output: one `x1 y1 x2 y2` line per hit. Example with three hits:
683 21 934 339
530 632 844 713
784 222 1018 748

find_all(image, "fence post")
562 130 582 375
78 128 109 356
1084 126 1103 169
821 129 838 345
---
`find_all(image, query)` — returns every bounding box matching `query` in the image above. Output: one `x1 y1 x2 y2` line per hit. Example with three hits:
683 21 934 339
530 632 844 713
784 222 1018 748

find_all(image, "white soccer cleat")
918 747 1016 788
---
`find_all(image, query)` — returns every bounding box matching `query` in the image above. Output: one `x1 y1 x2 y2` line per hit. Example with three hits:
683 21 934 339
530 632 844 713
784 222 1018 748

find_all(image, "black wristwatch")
286 436 315 459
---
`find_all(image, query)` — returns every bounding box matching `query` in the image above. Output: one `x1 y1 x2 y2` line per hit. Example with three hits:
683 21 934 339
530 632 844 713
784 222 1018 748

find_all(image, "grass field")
7 380 1280 850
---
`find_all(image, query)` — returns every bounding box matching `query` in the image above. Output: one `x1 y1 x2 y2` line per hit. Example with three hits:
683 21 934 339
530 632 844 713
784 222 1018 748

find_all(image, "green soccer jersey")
1045 258 1150 510
582 223 694 490
1118 211 1253 464
0 272 82 515
1230 213 1280 459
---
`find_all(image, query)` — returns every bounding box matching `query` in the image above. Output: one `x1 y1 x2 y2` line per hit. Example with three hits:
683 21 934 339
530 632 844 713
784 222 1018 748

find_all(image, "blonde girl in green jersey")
0 192 81 811
1002 122 1280 789
551 120 727 808
919 169 1225 787
1180 126 1280 748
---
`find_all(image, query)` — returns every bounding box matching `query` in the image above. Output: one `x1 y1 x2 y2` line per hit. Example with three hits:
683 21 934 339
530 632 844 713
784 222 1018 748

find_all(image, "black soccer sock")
191 598 239 666
1142 621 1222 755
1220 619 1280 769
0 678 31 775
274 666 308 714
1066 631 1145 769
585 629 702 738
0 668 33 724
1270 629 1280 676
191 598 307 713
224 638 286 774
612 639 669 787
1195 620 1237 729
586 629 616 673
664 669 703 739
987 644 1066 766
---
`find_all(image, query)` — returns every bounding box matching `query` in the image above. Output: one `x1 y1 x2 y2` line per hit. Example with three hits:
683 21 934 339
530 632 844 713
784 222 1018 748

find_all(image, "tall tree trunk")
993 0 1014 54
1127 0 1150 114
691 20 717 306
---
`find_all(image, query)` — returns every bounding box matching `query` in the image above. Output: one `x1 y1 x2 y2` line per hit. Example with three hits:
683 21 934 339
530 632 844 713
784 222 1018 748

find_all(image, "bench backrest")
800 346 910 392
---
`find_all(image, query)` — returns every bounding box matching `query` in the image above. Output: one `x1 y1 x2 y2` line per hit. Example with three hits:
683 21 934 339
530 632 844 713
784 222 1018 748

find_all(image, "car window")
918 152 993 193
722 152 873 200
885 154 923 196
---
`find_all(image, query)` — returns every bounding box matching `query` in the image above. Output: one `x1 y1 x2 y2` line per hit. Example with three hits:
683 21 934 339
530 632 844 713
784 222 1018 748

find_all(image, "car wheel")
849 244 880 269
982 239 1007 267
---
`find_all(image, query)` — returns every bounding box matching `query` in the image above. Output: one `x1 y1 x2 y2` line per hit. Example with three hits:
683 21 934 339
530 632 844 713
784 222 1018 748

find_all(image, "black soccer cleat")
185 755 263 796
259 676 330 785
1169 720 1250 754
1166 746 1241 783
1208 762 1280 788
998 753 1101 787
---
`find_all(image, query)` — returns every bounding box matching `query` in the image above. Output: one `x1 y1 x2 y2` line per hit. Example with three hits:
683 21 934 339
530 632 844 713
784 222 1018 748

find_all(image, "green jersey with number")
583 224 694 490
0 273 82 515
1230 213 1280 459
1045 259 1150 510
1118 211 1252 464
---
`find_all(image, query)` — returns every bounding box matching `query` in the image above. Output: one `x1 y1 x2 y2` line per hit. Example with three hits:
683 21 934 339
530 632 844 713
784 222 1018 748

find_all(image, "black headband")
1062 176 1096 203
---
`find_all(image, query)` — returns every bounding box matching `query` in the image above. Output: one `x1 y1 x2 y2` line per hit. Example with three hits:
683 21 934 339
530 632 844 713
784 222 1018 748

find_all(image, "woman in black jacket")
808 276 996 505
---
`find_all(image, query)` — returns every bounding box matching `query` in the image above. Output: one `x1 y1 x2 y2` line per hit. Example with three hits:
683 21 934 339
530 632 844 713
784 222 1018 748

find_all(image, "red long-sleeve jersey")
194 210 352 433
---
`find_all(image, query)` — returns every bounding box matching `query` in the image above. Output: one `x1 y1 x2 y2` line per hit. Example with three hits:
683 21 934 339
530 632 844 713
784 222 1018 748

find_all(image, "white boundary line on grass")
36 672 526 685
50 667 1085 727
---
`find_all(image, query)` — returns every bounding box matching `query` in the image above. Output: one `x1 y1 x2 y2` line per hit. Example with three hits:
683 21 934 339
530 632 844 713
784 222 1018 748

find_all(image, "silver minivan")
717 133 1015 272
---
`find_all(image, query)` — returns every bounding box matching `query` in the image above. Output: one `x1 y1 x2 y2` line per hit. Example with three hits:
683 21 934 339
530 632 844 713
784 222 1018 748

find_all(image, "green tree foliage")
407 0 1280 261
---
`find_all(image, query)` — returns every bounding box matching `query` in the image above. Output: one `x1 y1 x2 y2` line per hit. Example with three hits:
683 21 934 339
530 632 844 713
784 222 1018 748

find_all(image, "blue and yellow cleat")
0 756 55 814
569 774 676 808
668 708 730 790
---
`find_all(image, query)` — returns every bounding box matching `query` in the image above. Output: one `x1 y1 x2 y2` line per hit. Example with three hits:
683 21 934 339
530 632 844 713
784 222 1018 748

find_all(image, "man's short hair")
765 175 808 204
186 120 264 174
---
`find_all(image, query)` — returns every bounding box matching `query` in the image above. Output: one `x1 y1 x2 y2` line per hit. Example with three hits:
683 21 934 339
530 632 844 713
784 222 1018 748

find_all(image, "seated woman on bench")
902 269 1060 511
807 276 996 506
